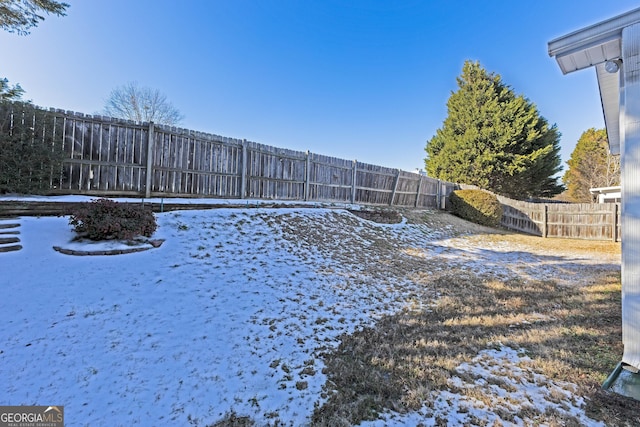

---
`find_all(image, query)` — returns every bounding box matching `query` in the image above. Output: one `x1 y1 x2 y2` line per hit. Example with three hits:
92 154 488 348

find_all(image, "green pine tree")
563 128 619 202
0 77 25 101
0 101 66 194
425 60 564 199
0 0 68 35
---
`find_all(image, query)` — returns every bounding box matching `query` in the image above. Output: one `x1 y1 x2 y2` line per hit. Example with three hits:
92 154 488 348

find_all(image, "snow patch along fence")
0 102 455 210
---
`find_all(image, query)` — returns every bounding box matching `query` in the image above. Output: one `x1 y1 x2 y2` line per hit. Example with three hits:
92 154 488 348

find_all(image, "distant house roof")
590 185 621 203
589 185 621 194
548 7 640 155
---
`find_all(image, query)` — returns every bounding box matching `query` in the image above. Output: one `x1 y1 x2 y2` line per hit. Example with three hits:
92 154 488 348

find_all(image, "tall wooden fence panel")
56 113 150 194
244 142 307 200
151 126 241 197
307 153 355 203
421 179 456 210
355 162 397 205
1 102 454 209
393 170 421 206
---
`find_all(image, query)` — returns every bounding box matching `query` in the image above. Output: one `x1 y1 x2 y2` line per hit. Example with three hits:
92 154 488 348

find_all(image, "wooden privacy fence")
4 102 619 241
498 195 621 241
0 102 455 209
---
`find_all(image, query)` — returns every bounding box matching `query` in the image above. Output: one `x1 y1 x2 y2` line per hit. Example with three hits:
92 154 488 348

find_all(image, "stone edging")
53 239 165 256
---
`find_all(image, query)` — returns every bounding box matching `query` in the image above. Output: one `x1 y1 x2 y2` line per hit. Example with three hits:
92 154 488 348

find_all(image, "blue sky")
2 1 638 173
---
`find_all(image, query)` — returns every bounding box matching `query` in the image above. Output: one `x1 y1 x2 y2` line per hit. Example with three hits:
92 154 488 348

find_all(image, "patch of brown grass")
471 231 621 257
313 269 639 426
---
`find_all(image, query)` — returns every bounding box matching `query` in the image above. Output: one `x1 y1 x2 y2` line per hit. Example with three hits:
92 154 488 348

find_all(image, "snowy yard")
0 202 625 426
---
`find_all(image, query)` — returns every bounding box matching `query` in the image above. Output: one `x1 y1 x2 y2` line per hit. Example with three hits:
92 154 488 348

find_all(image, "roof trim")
547 9 640 155
548 7 640 74
590 186 621 193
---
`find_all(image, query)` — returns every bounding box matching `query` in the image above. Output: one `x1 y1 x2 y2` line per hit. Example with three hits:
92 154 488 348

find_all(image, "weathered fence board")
307 153 354 203
355 162 397 205
245 141 307 200
393 170 421 206
150 126 243 198
54 115 150 193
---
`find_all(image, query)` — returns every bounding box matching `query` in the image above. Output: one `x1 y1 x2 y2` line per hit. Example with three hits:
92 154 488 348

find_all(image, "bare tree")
0 0 68 35
102 82 184 126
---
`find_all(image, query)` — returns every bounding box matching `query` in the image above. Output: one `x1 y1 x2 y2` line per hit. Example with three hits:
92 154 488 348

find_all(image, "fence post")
304 150 311 201
241 139 248 199
351 160 357 204
390 169 401 206
542 205 549 238
436 180 442 209
415 176 423 208
614 203 619 242
145 122 155 198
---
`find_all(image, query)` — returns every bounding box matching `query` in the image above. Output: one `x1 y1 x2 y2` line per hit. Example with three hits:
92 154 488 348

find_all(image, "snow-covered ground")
0 201 620 426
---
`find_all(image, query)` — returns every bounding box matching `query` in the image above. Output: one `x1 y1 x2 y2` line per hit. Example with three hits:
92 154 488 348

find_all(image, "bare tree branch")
102 82 184 126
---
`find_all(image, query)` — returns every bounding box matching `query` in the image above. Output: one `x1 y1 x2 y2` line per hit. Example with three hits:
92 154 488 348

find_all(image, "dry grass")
313 269 638 426
469 231 621 257
310 211 636 426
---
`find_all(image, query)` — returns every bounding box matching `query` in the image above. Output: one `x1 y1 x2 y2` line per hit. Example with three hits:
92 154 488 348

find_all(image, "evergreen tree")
563 128 620 202
0 0 68 35
0 101 65 193
425 60 564 199
0 77 25 101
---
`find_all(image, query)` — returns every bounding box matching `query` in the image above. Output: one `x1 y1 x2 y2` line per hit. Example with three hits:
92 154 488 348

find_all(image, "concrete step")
0 237 20 245
0 223 20 229
0 218 21 253
0 244 22 253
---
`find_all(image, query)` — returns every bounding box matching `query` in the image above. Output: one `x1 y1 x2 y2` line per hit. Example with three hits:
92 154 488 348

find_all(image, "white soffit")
548 8 640 155
551 35 621 74
548 7 640 74
596 62 621 155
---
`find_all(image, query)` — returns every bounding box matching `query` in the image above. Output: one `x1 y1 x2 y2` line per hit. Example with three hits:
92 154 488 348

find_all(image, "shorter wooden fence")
498 196 621 241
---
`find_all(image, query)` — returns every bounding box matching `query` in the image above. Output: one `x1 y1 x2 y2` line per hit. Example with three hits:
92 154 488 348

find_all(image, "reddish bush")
69 198 157 241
